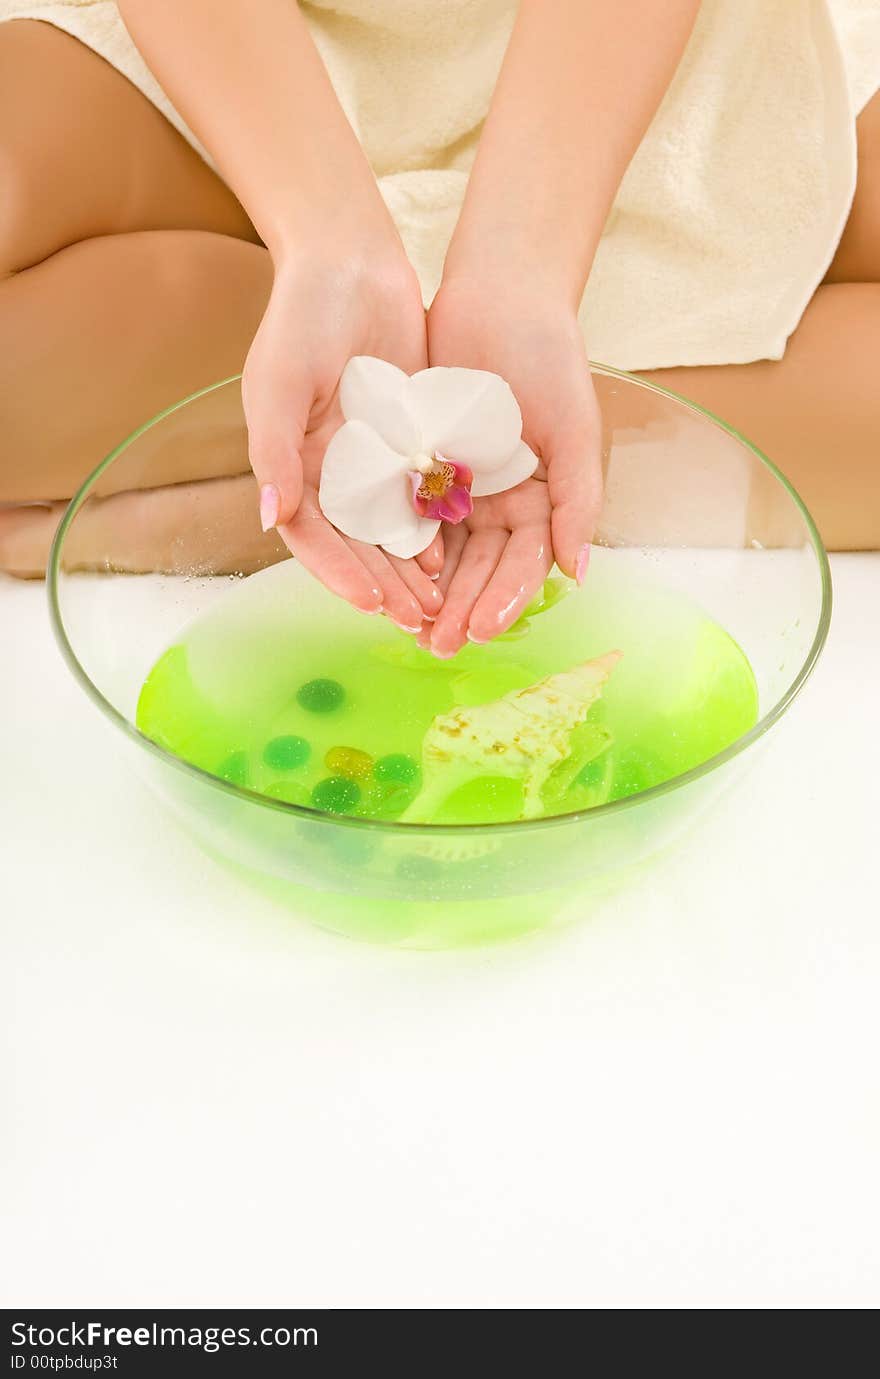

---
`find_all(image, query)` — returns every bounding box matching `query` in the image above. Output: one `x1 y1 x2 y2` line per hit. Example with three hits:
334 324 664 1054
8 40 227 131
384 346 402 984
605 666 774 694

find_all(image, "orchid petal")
340 356 421 457
319 419 419 546
381 518 442 560
410 367 522 472
470 440 539 497
429 485 474 523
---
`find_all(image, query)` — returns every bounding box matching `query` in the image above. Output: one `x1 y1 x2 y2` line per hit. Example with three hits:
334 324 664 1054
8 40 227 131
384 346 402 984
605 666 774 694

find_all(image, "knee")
128 229 272 322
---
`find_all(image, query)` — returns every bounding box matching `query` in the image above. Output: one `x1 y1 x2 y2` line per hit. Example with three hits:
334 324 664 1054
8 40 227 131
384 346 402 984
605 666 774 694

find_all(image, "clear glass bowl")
48 367 831 946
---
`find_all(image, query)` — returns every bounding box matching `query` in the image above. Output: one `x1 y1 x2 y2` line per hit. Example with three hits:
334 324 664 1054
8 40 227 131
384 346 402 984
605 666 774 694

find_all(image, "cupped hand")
423 277 603 657
242 248 443 633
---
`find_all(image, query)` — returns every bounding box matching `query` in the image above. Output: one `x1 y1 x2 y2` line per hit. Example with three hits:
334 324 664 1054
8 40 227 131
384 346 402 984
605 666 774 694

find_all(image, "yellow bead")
324 745 374 780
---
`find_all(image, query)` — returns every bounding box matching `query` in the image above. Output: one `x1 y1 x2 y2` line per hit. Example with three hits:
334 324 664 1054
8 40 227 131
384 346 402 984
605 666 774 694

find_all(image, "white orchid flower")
318 356 539 559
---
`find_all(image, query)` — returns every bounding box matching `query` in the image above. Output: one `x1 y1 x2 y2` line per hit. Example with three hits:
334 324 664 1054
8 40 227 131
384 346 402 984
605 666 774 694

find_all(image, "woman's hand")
422 275 602 657
413 0 700 655
118 0 443 631
243 245 444 633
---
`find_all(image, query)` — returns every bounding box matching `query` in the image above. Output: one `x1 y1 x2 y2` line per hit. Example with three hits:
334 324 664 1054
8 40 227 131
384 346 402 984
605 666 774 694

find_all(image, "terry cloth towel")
3 0 879 370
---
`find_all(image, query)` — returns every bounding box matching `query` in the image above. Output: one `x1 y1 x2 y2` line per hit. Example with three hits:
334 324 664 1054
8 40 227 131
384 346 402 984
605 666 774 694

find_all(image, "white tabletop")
3 555 878 1309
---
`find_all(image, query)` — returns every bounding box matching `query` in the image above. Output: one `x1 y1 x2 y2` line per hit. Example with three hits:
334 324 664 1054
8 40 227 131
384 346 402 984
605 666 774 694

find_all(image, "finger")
467 525 553 644
430 528 508 659
242 371 307 529
415 530 444 579
434 523 469 599
547 404 604 580
347 540 425 632
416 524 466 647
279 504 383 615
385 551 444 620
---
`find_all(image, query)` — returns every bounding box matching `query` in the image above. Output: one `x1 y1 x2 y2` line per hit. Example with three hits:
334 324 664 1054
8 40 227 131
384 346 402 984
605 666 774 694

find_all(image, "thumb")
241 372 307 530
547 398 604 582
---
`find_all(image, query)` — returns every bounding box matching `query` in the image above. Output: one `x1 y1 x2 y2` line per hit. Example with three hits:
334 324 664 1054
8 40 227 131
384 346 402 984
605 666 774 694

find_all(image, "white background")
3 556 878 1309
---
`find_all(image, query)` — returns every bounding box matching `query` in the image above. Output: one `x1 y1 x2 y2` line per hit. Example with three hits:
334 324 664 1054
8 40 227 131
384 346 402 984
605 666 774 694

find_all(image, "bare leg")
639 283 880 550
0 228 271 501
638 93 880 551
0 473 288 579
824 90 880 287
0 20 271 503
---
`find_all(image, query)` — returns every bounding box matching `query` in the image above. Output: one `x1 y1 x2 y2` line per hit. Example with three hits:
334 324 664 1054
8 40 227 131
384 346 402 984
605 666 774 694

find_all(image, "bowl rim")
47 363 832 837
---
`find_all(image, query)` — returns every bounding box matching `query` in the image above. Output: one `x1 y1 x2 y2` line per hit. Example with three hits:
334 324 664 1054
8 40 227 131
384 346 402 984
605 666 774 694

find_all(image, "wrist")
436 252 584 319
441 228 591 316
272 232 419 313
263 180 404 274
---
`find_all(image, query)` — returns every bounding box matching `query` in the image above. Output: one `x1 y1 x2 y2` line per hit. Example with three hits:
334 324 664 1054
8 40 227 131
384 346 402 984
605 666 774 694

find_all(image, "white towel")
3 0 880 369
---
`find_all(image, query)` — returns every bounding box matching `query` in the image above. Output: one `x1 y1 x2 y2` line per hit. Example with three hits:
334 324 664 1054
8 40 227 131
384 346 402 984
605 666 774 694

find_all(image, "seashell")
402 651 621 823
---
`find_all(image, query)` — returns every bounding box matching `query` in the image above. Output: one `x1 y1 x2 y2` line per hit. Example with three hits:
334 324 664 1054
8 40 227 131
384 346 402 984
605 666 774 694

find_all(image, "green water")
136 559 758 825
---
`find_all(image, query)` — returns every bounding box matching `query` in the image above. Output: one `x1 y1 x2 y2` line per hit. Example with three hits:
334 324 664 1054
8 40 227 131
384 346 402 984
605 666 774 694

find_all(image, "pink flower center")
410 454 474 525
417 460 457 502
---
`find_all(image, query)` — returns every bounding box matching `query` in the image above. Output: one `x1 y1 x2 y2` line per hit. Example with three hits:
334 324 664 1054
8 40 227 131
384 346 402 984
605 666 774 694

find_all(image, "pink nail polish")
575 543 591 586
259 483 280 532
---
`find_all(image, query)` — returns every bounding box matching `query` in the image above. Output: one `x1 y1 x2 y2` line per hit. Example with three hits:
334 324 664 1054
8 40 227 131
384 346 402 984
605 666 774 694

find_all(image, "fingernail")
432 647 457 660
575 543 591 586
430 572 441 580
391 618 423 634
466 631 488 645
259 483 280 532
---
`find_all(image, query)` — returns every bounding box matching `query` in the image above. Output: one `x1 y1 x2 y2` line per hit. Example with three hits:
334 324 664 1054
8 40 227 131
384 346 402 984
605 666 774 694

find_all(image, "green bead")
262 734 311 771
296 678 346 713
377 787 416 819
367 782 417 819
311 775 361 814
217 751 248 786
373 753 420 786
